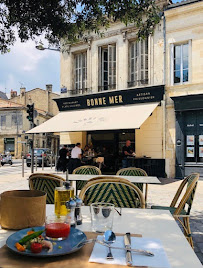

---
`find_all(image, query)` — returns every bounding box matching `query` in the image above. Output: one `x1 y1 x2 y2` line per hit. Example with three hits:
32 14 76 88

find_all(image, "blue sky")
0 0 181 97
0 36 60 97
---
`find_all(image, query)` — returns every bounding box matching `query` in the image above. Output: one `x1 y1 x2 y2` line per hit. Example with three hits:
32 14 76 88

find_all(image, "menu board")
199 147 203 157
187 147 195 158
187 135 195 146
199 135 203 145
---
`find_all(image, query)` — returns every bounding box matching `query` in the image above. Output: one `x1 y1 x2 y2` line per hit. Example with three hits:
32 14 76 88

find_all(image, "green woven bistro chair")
72 165 102 192
29 173 65 204
116 167 148 192
151 173 199 248
79 177 145 208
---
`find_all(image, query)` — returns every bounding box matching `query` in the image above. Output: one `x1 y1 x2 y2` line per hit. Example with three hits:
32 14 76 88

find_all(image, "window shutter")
82 53 87 89
108 45 116 88
98 46 102 89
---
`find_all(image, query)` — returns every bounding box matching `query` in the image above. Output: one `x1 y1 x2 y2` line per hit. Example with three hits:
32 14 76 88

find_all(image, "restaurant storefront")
28 85 165 176
172 94 203 179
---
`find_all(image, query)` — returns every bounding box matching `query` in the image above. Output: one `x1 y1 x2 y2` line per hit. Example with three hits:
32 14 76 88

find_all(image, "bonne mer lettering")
87 95 123 107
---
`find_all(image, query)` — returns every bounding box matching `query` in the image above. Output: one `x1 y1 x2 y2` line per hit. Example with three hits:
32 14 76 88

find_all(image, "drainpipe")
163 13 166 160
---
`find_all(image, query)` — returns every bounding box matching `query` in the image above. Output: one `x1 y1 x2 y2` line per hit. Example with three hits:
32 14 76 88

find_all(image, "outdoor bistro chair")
151 173 199 248
72 165 102 193
79 177 145 208
29 173 65 204
116 167 148 192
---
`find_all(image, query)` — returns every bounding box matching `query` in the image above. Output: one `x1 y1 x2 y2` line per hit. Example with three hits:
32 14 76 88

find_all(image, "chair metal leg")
145 184 148 204
184 217 194 249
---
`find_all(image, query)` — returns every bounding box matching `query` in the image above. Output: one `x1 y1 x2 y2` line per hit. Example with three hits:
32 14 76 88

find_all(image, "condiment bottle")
54 179 74 216
66 198 76 228
75 196 83 225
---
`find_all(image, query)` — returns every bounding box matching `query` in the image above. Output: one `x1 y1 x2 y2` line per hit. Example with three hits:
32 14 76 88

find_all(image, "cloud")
0 35 60 94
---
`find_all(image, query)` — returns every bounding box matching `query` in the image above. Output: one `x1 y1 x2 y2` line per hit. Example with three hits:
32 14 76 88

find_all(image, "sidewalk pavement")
0 169 202 264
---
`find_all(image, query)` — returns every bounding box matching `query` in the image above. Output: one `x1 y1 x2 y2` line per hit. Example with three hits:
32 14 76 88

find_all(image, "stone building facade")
58 1 171 176
0 86 60 158
165 0 203 178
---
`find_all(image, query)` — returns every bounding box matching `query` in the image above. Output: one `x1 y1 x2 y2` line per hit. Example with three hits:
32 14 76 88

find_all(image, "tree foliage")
0 0 161 53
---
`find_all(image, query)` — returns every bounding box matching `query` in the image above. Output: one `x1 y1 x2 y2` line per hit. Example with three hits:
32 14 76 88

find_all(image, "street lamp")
35 41 60 52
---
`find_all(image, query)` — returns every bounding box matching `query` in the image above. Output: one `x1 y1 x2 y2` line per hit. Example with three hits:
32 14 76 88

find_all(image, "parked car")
0 153 13 166
26 148 54 167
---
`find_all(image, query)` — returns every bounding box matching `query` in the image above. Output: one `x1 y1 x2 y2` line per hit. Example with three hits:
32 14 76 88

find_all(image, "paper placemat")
0 232 143 268
89 236 170 268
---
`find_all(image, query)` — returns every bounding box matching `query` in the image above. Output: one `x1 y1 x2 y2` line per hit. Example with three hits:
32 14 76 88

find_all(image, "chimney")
10 90 17 98
20 87 26 105
46 84 52 114
46 84 52 93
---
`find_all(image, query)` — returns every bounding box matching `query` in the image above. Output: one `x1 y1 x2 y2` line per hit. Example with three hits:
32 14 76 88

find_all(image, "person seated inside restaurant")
122 140 135 168
68 143 82 173
83 145 89 156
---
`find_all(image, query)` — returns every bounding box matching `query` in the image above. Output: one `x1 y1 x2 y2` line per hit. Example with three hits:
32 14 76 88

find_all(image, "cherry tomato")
30 243 42 253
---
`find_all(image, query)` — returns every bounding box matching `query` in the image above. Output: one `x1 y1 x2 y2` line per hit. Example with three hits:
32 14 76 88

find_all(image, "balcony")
127 80 148 88
69 88 92 96
98 84 116 92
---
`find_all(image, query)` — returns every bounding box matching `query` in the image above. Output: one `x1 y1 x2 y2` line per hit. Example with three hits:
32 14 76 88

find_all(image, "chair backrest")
29 173 65 204
116 167 147 191
171 173 199 215
116 167 148 176
79 177 145 208
73 165 102 175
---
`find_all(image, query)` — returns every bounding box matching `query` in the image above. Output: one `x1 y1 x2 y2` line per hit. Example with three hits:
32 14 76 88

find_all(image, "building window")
12 114 17 125
74 52 87 92
172 43 189 84
128 39 148 87
98 44 116 91
1 115 6 128
12 113 22 127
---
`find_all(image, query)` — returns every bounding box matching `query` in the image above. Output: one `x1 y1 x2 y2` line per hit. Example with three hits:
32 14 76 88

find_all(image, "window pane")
174 45 181 59
183 69 189 82
183 57 188 69
174 58 181 71
174 71 181 83
183 44 188 57
131 43 134 58
104 50 108 61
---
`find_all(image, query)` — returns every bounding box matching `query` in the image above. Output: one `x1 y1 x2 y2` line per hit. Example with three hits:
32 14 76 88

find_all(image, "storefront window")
173 43 189 84
98 44 116 91
74 52 87 91
128 39 148 87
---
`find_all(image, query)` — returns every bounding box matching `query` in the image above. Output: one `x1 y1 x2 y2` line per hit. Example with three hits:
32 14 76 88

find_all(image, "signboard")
186 135 195 146
55 85 164 112
61 86 67 94
186 147 194 158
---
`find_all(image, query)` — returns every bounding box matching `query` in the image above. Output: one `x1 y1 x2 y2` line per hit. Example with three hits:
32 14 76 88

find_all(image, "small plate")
6 226 87 257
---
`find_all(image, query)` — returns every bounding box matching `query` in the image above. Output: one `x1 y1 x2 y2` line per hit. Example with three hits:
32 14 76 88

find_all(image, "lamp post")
35 42 60 52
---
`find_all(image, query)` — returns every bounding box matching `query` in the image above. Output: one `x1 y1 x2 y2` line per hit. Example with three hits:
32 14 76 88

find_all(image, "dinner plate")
6 226 87 257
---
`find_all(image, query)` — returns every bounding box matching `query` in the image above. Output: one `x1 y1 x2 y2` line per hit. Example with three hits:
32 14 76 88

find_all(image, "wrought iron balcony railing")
98 84 116 92
127 80 148 88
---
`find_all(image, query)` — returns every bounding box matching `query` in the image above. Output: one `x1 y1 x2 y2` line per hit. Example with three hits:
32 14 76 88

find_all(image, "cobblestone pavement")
0 170 202 264
147 178 203 265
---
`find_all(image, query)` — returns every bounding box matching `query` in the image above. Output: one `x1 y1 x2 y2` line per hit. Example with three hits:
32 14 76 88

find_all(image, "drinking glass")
45 215 71 241
90 203 115 233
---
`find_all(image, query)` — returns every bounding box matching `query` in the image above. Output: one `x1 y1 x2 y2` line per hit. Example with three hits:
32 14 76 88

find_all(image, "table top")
0 205 202 268
65 174 160 184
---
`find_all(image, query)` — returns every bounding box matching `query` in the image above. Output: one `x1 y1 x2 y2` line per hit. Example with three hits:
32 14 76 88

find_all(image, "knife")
124 232 133 266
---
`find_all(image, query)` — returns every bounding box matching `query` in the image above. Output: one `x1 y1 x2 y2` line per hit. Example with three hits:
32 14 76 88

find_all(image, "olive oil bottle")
54 178 74 216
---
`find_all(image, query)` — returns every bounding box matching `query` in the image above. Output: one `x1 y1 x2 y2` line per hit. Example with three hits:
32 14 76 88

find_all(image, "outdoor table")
57 174 160 202
0 205 202 268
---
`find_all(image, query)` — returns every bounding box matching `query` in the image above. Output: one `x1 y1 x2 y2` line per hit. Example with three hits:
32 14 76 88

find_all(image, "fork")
106 247 114 260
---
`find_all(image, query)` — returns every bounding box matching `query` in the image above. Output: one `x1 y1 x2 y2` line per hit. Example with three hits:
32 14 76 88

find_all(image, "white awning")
27 102 159 134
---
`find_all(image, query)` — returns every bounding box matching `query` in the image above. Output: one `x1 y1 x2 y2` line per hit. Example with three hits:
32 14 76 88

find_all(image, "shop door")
184 110 203 176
